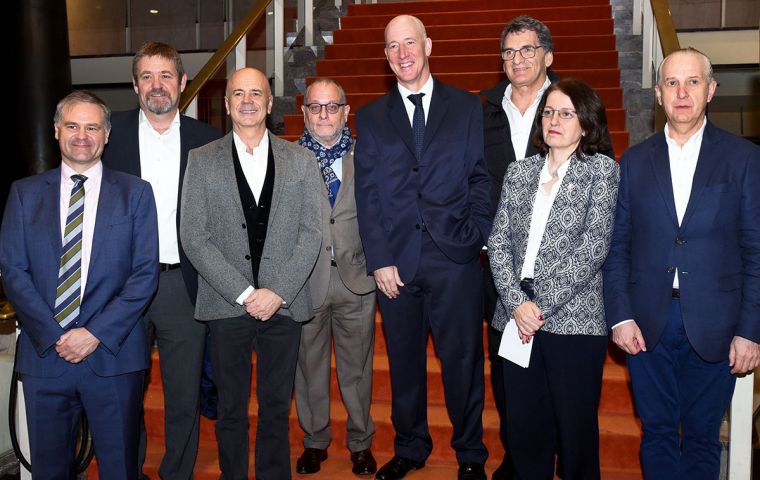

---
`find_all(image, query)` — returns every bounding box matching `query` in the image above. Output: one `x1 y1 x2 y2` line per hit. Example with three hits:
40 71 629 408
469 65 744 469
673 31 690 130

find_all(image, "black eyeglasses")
540 108 577 120
500 45 544 61
304 102 345 115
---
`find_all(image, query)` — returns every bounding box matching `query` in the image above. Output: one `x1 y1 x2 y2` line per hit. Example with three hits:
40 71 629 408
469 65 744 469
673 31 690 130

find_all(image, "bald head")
225 67 273 135
657 48 713 86
384 15 427 44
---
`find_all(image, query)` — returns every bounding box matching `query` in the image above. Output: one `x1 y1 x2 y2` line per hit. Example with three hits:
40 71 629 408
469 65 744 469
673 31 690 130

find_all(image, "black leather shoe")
351 449 377 475
458 462 487 480
375 456 425 480
296 448 327 474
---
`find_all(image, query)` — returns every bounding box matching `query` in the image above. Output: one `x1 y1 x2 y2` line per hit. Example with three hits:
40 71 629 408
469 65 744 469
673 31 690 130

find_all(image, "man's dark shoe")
458 462 487 480
351 449 377 475
491 458 514 480
375 455 425 480
296 448 328 474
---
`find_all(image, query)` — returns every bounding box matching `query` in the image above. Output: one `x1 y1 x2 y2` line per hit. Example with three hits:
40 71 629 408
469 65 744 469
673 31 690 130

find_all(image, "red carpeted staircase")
88 1 642 478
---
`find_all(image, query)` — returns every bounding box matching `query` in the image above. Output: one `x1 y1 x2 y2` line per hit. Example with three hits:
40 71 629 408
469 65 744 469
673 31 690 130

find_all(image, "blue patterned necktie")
408 93 426 161
54 174 87 328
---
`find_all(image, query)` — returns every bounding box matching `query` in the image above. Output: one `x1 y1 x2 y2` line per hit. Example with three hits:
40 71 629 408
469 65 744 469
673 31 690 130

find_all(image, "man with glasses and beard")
102 41 221 480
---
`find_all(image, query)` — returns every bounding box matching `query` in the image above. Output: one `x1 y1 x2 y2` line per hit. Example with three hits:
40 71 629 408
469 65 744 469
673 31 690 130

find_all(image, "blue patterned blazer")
488 152 619 336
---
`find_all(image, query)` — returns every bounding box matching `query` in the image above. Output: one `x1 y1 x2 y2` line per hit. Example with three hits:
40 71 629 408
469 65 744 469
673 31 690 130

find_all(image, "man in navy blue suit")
604 48 760 479
354 15 492 480
0 91 158 479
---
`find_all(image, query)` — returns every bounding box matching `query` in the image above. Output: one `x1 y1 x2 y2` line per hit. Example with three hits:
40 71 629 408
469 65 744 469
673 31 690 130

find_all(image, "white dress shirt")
503 77 551 160
398 74 434 126
666 117 706 288
233 130 270 203
520 157 571 279
60 161 102 295
138 110 181 264
234 130 271 305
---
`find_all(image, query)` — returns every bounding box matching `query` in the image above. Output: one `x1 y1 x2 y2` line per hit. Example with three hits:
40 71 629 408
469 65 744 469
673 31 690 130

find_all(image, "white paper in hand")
498 319 533 368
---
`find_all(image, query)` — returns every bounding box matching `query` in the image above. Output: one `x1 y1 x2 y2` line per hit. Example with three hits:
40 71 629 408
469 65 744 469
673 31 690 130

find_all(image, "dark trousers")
377 233 488 465
627 299 736 480
501 329 607 480
138 268 207 480
24 366 144 480
208 313 302 480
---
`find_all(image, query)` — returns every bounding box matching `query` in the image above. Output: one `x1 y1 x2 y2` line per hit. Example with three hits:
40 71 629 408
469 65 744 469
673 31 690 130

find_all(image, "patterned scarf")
299 126 354 205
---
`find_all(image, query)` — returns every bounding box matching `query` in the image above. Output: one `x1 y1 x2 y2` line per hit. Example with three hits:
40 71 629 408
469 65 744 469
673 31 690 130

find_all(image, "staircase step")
294 87 624 112
325 35 618 59
316 51 619 76
283 107 626 135
334 19 614 44
341 5 612 30
347 0 612 16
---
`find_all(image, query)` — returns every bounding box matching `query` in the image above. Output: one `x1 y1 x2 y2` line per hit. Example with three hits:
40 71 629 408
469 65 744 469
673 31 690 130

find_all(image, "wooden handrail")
650 0 681 57
179 0 270 113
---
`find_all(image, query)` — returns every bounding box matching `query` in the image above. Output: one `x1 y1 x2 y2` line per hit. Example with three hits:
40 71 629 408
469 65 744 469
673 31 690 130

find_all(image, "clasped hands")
243 288 283 321
56 327 100 363
514 300 544 344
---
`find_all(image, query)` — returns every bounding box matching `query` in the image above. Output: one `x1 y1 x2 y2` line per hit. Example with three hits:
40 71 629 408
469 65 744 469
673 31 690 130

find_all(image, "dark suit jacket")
354 78 492 282
603 121 760 362
0 167 159 377
102 109 221 303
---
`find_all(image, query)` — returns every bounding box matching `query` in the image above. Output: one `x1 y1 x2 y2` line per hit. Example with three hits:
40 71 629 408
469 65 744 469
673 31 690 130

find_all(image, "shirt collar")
397 74 434 101
539 154 572 184
504 77 551 111
61 160 103 185
138 109 181 134
233 129 270 157
664 116 707 150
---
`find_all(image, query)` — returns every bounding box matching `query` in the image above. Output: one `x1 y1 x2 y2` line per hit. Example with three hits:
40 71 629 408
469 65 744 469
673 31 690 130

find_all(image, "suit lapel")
422 79 448 158
648 133 679 226
268 133 286 225
332 149 354 211
44 169 63 257
680 121 722 230
387 88 417 160
88 168 116 276
125 109 142 177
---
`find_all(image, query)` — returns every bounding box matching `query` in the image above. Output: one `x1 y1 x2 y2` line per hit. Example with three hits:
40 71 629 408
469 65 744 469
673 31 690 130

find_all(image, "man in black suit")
354 15 492 480
101 41 221 480
480 16 555 480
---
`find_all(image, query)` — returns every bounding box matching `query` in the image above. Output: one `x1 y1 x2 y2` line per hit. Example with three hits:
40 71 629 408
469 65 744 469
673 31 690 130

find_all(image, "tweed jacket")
488 152 620 335
180 132 322 322
309 149 376 308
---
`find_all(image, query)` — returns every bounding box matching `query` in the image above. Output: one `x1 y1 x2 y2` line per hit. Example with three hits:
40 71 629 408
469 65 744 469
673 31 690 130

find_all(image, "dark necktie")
408 93 426 161
55 174 87 328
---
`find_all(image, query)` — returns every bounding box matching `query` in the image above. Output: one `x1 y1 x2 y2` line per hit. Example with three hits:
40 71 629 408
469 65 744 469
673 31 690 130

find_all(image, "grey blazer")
180 132 322 322
488 152 619 336
309 150 376 309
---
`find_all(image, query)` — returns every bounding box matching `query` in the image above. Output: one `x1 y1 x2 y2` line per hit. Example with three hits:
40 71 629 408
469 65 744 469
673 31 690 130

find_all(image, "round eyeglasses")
540 108 577 120
500 45 544 61
304 102 345 115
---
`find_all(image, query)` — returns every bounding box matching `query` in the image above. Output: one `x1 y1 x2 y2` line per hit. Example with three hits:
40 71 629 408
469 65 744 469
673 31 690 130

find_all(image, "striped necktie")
54 174 87 328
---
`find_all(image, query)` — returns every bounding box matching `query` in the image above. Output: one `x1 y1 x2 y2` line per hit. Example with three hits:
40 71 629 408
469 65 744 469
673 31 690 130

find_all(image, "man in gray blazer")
294 78 377 476
180 67 322 480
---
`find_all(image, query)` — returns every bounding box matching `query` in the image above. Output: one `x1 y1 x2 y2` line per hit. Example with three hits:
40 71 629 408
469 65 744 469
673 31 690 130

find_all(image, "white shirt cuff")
611 319 635 330
236 286 255 305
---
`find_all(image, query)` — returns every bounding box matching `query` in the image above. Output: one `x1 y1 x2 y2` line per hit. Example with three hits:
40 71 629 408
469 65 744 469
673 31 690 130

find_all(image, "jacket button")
242 223 247 229
412 167 419 172
666 266 675 273
675 238 685 245
245 255 251 260
330 219 335 224
325 246 331 252
415 224 420 229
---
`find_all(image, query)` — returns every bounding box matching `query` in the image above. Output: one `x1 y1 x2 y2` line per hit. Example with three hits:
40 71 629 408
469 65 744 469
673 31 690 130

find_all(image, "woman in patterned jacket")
488 78 619 480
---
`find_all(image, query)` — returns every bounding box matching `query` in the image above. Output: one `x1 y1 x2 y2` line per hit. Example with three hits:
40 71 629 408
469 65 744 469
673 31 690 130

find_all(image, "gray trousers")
138 268 206 480
295 267 376 452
